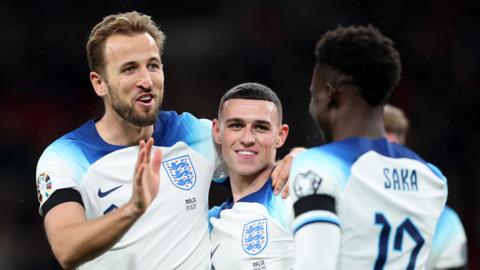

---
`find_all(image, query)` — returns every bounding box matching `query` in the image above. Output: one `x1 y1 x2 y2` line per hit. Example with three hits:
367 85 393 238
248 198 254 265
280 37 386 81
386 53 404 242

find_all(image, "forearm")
45 202 141 269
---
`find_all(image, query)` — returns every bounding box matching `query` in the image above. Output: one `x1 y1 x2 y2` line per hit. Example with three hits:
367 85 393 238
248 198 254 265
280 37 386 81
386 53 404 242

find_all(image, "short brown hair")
218 82 283 123
384 104 409 144
86 11 166 74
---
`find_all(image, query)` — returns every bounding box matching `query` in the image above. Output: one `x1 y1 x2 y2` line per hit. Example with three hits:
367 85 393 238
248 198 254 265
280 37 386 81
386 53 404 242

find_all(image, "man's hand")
128 138 162 217
43 138 163 269
271 147 306 198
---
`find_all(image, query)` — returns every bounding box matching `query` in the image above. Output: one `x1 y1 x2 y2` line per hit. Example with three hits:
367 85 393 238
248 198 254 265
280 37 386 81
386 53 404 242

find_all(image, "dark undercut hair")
218 82 283 123
315 24 401 106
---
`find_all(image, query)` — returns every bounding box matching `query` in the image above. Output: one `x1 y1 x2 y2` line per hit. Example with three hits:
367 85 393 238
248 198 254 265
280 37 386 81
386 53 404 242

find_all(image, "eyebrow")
119 61 137 71
253 120 272 126
118 57 161 70
225 118 272 125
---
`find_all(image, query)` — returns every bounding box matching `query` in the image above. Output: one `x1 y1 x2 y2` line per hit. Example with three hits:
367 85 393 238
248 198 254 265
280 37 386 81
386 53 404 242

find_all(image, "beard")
107 84 161 127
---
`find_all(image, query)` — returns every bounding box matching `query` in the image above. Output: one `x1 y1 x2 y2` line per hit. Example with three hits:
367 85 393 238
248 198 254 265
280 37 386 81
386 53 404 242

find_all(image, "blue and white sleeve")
429 206 467 269
289 150 341 270
289 150 341 233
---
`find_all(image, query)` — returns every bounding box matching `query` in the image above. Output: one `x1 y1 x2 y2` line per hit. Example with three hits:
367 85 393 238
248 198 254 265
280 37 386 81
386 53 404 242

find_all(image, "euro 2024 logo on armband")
162 155 196 190
37 173 52 203
293 170 323 197
242 219 268 255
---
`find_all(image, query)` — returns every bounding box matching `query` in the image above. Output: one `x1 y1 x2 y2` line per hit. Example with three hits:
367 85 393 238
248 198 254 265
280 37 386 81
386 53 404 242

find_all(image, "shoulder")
431 206 468 267
294 138 446 181
154 111 212 147
436 206 465 234
157 111 211 129
291 140 357 189
38 119 128 168
38 120 96 165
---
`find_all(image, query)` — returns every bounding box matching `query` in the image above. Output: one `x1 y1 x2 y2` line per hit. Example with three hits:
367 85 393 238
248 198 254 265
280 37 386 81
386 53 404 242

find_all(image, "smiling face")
96 32 164 127
213 99 288 180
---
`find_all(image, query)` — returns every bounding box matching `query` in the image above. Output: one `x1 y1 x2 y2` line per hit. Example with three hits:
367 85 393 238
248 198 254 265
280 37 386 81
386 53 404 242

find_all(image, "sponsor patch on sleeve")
36 173 52 203
293 170 323 197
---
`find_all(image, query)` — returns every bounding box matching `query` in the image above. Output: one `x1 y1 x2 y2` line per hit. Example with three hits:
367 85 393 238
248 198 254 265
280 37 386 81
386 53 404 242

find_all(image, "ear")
212 119 222 145
325 83 339 109
275 124 289 148
90 71 107 97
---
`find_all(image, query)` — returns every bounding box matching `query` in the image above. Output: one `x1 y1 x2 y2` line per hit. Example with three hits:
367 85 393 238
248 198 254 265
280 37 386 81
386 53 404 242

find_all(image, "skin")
90 32 165 145
213 99 289 202
43 32 293 269
294 64 388 270
309 65 386 142
44 33 162 269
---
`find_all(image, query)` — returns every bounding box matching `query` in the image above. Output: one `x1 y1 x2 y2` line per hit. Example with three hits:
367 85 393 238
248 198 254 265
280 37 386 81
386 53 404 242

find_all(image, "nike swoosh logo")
211 244 220 258
98 185 123 198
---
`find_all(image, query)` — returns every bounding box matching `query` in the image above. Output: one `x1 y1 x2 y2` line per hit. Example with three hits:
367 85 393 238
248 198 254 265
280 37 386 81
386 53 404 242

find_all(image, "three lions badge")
162 155 197 190
242 218 268 255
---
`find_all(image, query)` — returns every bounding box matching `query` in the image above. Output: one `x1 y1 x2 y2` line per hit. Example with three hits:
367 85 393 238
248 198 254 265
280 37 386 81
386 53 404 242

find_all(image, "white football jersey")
209 178 295 270
289 138 447 270
426 206 467 270
36 111 223 270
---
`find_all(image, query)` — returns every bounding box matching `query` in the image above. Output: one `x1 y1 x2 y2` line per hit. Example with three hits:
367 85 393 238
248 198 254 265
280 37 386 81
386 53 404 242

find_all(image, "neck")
331 97 386 141
229 164 274 203
95 108 154 146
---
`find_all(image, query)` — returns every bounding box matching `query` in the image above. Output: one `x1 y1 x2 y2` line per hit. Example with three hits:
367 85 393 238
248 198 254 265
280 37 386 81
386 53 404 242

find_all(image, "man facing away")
384 104 468 270
288 25 448 269
209 83 295 269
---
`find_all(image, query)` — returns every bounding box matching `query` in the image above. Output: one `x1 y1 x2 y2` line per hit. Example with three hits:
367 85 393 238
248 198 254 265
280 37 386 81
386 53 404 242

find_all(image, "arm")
44 201 141 269
288 151 341 270
292 202 341 270
44 138 162 269
294 218 340 269
430 207 468 270
271 147 306 198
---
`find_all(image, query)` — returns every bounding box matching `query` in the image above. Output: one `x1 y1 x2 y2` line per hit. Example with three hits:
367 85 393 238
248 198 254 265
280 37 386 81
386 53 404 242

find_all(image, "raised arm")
43 138 162 269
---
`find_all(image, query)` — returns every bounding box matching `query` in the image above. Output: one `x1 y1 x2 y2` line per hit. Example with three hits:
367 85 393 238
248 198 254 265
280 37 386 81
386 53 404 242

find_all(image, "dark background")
1 0 478 269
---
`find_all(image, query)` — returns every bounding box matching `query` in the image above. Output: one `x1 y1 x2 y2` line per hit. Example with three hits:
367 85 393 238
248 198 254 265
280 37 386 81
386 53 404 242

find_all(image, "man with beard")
35 12 291 269
288 25 447 269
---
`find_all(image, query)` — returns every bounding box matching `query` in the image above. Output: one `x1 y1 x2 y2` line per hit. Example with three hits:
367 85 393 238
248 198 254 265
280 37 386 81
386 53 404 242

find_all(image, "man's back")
290 138 447 269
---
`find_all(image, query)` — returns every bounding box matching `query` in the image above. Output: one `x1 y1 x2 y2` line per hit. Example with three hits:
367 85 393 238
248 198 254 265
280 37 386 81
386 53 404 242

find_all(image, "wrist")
122 201 144 220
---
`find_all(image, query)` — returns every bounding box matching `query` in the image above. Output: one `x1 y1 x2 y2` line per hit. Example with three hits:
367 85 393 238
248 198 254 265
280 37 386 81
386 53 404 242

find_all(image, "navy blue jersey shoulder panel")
238 178 273 205
320 137 432 167
153 110 190 147
215 177 273 214
319 138 424 164
63 111 193 165
314 137 445 181
63 119 125 165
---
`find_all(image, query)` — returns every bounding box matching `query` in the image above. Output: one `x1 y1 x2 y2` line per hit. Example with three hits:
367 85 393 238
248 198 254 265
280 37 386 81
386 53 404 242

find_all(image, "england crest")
162 155 196 190
242 218 268 255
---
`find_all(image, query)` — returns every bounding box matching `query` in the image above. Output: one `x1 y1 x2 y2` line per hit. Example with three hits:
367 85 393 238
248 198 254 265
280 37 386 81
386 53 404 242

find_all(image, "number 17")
374 213 425 270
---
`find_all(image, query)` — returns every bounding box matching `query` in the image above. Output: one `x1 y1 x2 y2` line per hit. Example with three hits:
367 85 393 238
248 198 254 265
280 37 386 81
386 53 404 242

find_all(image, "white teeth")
140 96 152 101
238 151 255 156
